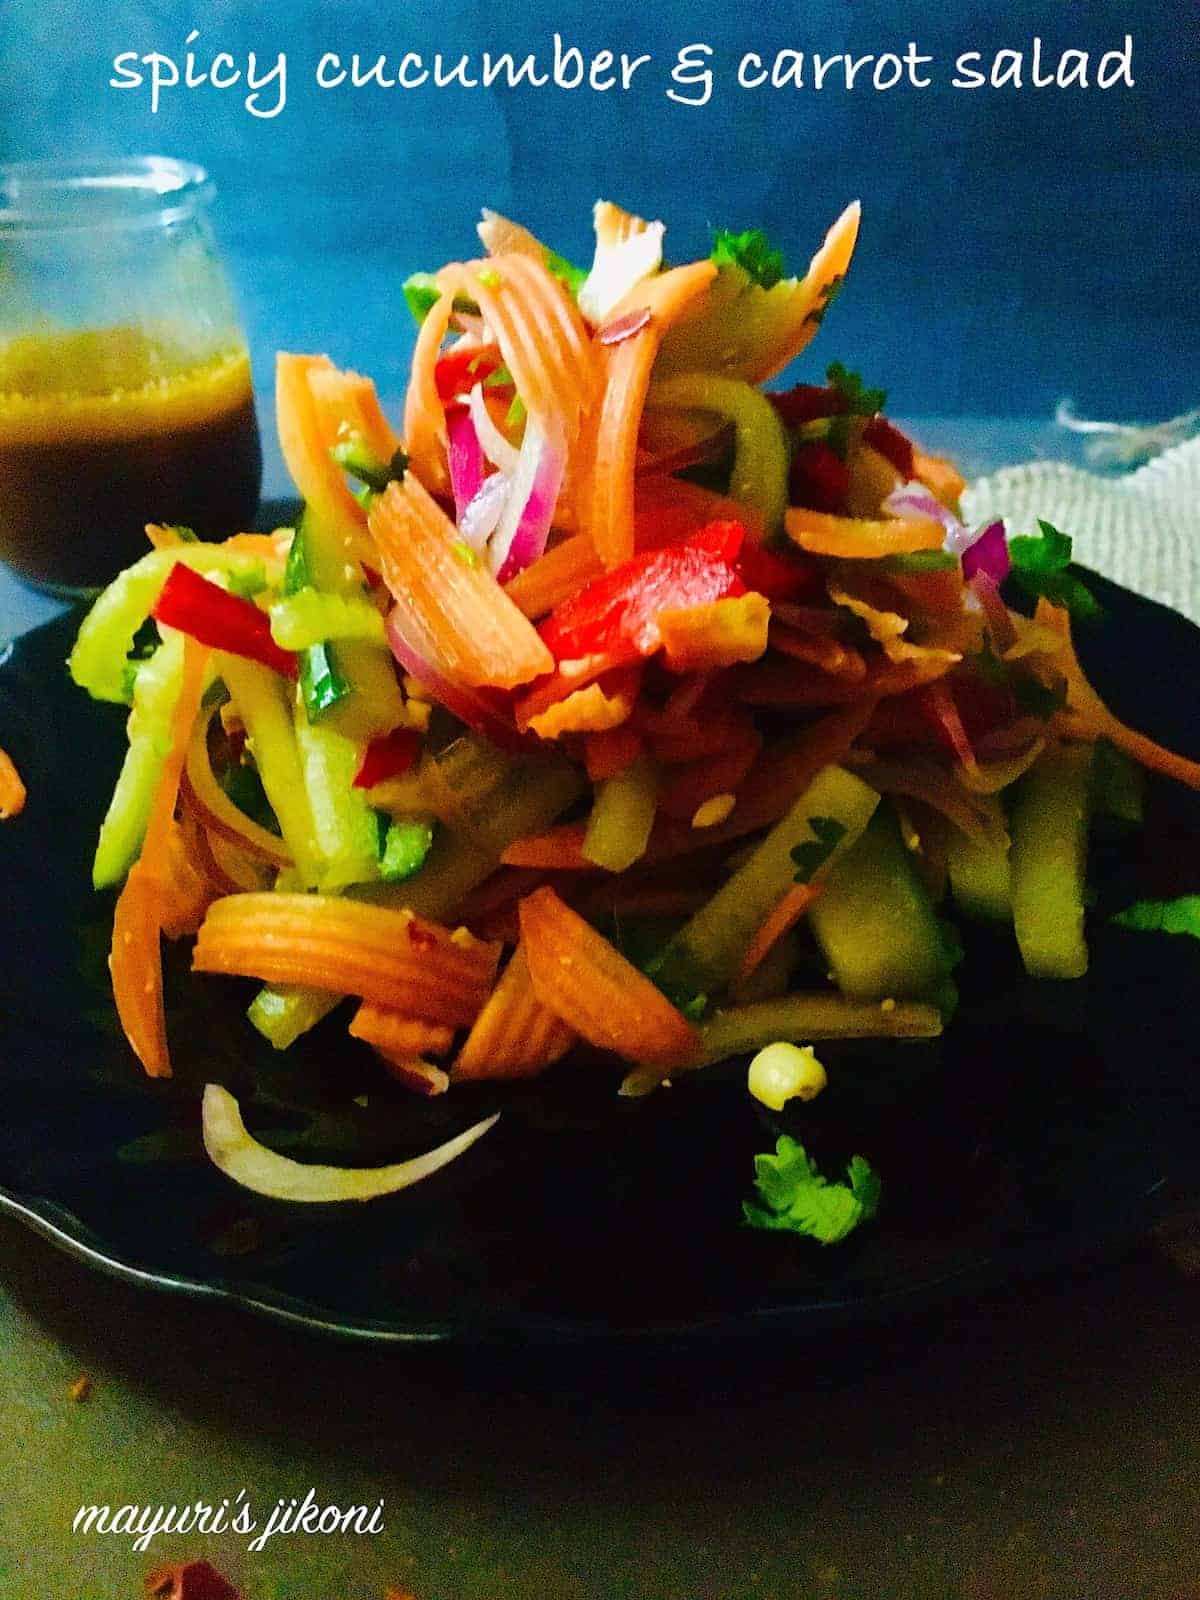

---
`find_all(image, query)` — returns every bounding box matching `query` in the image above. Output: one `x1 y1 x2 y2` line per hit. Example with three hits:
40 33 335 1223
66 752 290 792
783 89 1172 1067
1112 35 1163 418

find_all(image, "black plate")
2 574 1199 1342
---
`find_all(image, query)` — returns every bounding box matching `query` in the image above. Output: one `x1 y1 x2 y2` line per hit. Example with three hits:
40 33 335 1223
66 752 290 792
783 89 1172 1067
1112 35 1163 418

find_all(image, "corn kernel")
747 1042 827 1110
691 792 736 829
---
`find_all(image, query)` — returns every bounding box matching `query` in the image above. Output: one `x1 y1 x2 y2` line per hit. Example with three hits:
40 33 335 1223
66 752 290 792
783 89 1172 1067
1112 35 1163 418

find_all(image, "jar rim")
0 156 214 235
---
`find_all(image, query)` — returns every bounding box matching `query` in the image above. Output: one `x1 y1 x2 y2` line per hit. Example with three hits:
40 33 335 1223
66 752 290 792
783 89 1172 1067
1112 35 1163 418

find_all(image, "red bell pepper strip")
151 564 297 679
352 727 423 789
788 440 850 513
736 539 822 603
863 415 916 477
538 528 747 666
434 347 503 404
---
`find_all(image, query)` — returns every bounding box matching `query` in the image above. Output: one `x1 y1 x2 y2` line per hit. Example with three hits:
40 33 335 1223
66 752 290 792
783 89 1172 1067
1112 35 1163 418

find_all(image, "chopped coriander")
711 227 787 291
330 433 407 494
826 360 886 417
298 641 350 721
450 540 478 568
743 1136 881 1245
1007 520 1102 622
403 271 441 324
483 363 514 389
505 393 527 430
791 815 848 883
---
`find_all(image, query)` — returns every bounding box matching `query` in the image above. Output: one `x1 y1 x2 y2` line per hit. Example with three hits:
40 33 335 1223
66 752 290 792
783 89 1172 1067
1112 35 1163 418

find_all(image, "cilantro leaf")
1007 520 1102 622
791 815 848 883
743 1136 881 1245
826 360 886 417
1112 896 1200 938
712 227 787 291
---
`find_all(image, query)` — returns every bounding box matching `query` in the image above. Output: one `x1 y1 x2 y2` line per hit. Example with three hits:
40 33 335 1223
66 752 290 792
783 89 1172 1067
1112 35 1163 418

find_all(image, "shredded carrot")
368 476 553 690
912 448 966 509
785 507 945 559
193 894 500 1025
738 652 953 707
374 1055 450 1096
827 577 962 669
657 593 771 674
734 882 822 989
109 638 209 1078
275 354 374 564
770 621 867 680
438 255 596 441
349 1003 455 1060
584 725 644 782
519 887 700 1067
452 944 576 1081
1037 600 1200 790
503 533 604 619
657 724 762 822
402 288 457 493
0 743 26 819
501 824 590 869
585 261 719 568
308 363 401 464
526 676 639 740
159 820 217 940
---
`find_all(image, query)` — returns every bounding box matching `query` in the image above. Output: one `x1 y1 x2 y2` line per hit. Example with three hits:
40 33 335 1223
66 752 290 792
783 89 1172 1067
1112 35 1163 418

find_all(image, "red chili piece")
352 728 423 789
768 383 844 427
736 540 822 603
863 415 916 477
788 441 851 513
434 348 503 404
151 565 297 679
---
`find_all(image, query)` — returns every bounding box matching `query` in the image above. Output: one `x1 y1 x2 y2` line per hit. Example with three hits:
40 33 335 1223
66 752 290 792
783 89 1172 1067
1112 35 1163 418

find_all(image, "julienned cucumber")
810 806 958 1001
947 793 1011 922
655 764 880 997
1010 741 1094 980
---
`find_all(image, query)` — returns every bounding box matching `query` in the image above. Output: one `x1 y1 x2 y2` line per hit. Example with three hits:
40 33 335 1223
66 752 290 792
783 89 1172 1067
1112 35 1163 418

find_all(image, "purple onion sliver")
384 605 523 749
961 519 1011 584
447 409 485 524
459 470 510 550
883 481 967 549
495 439 567 584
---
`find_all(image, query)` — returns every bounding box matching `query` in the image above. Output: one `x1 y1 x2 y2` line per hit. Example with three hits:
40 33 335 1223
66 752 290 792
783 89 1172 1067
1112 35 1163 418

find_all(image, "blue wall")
3 0 1197 419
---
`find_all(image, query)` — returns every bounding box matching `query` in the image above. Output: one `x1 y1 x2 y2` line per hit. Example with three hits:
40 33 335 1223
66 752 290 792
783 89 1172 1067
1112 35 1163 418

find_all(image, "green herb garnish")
1008 520 1102 622
711 227 787 291
790 816 848 883
743 1136 881 1245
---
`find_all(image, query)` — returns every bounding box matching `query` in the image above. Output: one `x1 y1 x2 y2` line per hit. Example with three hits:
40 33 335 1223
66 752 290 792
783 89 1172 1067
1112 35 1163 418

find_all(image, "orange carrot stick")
193 894 500 1025
585 261 719 569
109 638 209 1078
503 534 604 619
402 288 457 494
349 1003 455 1059
519 887 700 1068
368 475 554 690
501 824 591 870
452 944 576 1081
1038 599 1200 790
0 744 26 819
784 507 945 559
733 882 822 989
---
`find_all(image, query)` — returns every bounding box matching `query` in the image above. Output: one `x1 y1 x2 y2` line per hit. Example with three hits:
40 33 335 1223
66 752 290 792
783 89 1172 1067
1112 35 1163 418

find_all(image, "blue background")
2 0 1197 420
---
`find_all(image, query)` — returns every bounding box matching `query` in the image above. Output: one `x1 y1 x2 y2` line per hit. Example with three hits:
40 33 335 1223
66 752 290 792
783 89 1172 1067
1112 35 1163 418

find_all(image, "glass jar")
0 156 262 595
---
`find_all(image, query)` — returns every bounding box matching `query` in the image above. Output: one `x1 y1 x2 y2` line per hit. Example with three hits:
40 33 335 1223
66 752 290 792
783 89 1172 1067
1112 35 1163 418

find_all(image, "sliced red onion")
961 519 1011 584
490 422 567 584
385 603 524 749
468 382 520 474
447 408 485 524
599 306 652 345
459 469 510 551
883 481 970 550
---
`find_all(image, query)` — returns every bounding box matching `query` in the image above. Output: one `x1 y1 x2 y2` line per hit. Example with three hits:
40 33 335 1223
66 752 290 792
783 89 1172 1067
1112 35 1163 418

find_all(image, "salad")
63 199 1200 1216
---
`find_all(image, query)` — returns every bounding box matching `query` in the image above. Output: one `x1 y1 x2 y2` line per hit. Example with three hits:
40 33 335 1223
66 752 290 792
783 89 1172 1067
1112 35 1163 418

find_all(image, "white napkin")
961 436 1200 625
